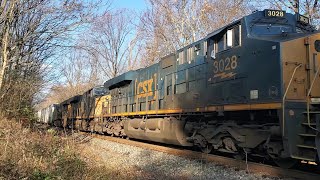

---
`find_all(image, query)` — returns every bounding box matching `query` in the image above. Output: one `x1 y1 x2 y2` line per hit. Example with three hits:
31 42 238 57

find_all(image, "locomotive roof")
205 9 317 42
104 70 138 90
206 20 241 39
61 95 81 105
102 9 318 89
244 10 317 41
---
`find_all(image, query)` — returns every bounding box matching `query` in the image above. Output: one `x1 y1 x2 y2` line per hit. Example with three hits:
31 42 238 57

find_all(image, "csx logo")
136 74 157 99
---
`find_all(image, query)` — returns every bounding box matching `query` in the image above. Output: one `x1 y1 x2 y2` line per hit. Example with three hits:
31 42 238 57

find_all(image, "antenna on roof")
252 9 258 14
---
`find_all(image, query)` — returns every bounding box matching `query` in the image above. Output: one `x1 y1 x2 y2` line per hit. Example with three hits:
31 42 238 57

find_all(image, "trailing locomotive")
39 10 320 168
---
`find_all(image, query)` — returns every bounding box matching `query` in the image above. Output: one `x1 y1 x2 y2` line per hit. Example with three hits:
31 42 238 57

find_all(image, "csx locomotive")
39 10 320 168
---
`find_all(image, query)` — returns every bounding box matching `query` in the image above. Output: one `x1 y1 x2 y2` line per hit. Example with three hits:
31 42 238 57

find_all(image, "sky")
112 0 147 11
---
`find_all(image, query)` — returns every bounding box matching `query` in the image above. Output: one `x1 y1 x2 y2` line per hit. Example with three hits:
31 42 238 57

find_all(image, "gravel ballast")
77 135 285 180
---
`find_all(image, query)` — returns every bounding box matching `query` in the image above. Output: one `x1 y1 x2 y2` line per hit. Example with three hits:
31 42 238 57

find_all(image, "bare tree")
40 48 98 107
0 0 17 91
0 0 104 118
86 9 135 79
138 0 248 65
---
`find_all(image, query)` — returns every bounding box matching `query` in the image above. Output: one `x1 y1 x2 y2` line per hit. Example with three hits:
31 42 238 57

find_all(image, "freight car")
37 104 60 124
40 9 320 168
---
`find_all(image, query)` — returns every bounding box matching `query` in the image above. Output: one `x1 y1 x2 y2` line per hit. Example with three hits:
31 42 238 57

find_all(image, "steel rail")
79 132 320 180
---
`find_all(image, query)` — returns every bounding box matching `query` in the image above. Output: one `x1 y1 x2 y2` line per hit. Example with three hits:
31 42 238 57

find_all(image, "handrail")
282 63 302 136
306 63 320 132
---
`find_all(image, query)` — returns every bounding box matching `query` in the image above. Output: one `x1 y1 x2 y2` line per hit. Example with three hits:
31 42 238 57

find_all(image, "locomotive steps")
294 103 320 161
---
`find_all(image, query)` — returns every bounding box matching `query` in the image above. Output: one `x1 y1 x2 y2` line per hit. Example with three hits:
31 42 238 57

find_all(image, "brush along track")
76 132 320 180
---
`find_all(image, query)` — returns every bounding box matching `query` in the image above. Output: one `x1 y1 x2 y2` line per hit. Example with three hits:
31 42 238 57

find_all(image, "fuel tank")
124 117 192 146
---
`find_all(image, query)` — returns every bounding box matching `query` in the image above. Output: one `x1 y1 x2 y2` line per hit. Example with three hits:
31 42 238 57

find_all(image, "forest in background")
0 0 319 119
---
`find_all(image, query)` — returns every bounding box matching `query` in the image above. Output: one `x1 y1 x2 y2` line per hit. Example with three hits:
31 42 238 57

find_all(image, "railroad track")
75 132 320 180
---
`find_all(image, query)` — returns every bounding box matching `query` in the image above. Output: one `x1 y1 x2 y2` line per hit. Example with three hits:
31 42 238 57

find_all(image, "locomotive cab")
206 9 320 165
243 10 320 164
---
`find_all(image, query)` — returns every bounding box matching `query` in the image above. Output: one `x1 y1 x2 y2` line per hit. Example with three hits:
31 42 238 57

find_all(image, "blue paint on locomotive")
44 10 320 164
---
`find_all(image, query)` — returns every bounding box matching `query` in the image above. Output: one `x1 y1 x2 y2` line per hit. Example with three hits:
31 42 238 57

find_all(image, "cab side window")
233 25 240 47
216 24 241 53
194 41 207 58
217 35 225 52
186 47 194 63
178 51 184 65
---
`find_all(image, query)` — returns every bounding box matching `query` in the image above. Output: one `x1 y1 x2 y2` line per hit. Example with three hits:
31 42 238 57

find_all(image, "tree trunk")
0 1 16 90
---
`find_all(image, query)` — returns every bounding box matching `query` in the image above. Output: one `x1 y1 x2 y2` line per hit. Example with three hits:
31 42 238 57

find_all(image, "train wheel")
201 144 213 154
233 153 245 160
273 158 297 169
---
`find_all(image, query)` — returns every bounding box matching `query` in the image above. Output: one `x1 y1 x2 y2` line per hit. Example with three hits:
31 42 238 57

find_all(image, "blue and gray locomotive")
40 10 320 167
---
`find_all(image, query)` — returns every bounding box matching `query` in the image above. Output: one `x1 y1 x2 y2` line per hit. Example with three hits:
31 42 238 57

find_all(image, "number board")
264 9 285 18
297 14 309 24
